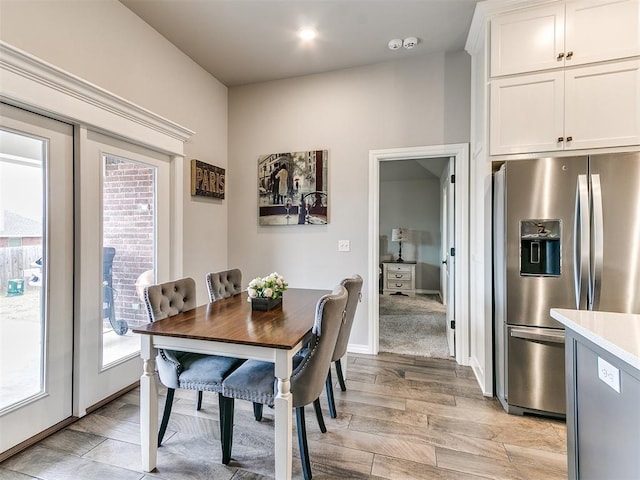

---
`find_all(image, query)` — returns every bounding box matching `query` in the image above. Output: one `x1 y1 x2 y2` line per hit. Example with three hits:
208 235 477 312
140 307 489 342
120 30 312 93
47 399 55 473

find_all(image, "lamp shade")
391 228 407 242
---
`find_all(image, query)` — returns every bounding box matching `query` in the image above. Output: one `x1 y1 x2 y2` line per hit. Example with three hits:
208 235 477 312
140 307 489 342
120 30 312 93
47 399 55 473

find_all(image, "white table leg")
274 349 293 480
140 335 158 472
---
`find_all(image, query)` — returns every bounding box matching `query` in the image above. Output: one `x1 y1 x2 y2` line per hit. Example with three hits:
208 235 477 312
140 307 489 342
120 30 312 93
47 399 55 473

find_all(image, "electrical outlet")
597 356 620 393
338 240 350 252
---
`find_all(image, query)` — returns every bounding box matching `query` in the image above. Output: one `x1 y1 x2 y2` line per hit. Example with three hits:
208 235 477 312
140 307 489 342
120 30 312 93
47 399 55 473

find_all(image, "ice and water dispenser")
520 220 561 276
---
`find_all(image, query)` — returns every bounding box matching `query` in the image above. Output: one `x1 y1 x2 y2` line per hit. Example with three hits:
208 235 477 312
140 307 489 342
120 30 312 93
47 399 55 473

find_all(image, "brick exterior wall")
103 157 154 329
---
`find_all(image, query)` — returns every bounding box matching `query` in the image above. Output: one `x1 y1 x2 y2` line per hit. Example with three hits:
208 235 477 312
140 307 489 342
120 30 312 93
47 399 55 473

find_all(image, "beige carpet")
379 294 450 358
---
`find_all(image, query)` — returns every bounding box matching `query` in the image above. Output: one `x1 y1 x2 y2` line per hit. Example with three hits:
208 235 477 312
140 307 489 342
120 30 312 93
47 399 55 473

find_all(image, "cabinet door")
490 71 564 155
566 0 640 67
491 3 565 77
565 59 640 150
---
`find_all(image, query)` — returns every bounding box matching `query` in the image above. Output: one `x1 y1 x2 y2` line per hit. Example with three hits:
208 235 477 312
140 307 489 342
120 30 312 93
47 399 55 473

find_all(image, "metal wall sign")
191 159 225 199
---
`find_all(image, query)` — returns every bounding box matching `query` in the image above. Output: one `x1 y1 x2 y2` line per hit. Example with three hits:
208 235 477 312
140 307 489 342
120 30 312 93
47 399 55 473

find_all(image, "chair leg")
335 359 347 391
253 402 263 421
296 406 312 480
325 370 337 419
158 388 175 447
312 398 327 433
196 390 203 411
219 393 234 465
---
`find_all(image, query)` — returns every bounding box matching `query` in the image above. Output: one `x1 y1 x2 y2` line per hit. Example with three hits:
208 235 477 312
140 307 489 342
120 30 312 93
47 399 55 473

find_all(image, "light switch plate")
597 356 620 393
338 240 350 252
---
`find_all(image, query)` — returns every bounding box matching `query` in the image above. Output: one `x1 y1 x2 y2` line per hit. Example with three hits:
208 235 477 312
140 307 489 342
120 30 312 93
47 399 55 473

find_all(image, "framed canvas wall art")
257 150 328 226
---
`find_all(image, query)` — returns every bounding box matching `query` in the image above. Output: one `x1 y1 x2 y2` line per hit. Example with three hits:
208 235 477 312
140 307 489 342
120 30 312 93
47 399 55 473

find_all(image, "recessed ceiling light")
298 28 317 40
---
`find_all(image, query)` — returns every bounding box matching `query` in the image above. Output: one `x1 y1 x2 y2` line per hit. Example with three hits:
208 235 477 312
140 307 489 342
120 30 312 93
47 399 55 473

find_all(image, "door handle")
574 175 589 309
590 174 604 310
510 328 565 343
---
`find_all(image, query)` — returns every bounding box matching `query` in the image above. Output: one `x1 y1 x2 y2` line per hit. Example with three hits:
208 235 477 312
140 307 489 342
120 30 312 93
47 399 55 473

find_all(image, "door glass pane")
0 129 45 410
102 154 156 367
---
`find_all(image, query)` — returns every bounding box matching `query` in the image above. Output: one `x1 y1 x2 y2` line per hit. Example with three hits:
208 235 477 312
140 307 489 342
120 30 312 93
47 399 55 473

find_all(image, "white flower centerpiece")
247 272 288 311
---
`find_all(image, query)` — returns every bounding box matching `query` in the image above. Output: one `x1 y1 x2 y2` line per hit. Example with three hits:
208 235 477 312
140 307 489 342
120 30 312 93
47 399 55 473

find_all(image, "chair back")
332 274 363 362
143 277 197 322
291 285 348 407
206 269 242 302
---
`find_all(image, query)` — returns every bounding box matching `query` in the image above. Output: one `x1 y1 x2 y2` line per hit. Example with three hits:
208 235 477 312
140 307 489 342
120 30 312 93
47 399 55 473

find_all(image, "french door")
0 103 74 454
76 129 171 411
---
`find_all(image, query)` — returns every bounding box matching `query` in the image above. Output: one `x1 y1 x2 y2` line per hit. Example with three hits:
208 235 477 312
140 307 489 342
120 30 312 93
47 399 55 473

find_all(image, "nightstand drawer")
386 272 411 281
386 264 412 274
386 280 411 290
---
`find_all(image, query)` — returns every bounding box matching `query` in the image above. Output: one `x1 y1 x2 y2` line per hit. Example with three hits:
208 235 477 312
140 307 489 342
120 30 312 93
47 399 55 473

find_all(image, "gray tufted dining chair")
325 274 363 418
218 285 348 480
206 268 243 302
143 277 244 448
204 268 265 418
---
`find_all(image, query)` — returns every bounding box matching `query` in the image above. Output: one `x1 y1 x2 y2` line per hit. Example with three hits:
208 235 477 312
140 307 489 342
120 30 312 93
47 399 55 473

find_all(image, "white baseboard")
347 343 373 355
415 289 440 296
469 356 492 397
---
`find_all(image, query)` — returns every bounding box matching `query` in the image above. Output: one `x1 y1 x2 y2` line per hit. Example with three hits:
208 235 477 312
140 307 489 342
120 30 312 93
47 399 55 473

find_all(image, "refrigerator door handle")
590 174 604 310
574 174 589 309
510 328 565 343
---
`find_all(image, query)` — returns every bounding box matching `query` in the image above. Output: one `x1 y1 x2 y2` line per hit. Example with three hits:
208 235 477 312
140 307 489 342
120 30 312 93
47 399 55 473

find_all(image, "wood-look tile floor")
0 352 567 479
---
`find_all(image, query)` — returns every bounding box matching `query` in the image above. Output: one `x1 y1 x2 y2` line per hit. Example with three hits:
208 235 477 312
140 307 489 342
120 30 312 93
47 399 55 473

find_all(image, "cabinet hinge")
450 247 455 257
450 320 456 330
451 174 455 183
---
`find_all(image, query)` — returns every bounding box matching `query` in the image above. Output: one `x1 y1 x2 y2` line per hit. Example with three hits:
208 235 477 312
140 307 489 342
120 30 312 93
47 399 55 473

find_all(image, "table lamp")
391 228 407 262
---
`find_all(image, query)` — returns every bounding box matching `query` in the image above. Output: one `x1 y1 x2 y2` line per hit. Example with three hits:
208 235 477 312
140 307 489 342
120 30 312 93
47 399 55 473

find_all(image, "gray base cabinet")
565 332 640 479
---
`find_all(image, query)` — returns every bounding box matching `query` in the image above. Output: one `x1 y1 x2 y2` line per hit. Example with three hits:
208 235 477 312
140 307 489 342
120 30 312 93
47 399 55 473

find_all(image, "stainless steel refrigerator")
493 152 640 416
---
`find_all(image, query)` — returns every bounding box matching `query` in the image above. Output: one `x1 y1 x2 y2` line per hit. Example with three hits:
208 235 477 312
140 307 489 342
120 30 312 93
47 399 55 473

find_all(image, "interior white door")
0 103 74 454
76 130 171 413
445 158 455 357
440 177 448 306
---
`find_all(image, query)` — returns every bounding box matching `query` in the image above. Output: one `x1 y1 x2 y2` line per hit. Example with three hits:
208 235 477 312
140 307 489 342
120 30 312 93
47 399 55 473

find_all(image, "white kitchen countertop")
550 308 640 371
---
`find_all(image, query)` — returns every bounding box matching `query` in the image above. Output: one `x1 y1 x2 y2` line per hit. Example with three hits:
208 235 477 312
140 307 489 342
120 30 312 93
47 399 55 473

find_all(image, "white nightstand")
382 261 416 296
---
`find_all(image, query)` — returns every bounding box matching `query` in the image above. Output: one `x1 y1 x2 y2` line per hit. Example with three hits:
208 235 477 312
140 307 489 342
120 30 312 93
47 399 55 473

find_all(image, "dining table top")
132 288 330 350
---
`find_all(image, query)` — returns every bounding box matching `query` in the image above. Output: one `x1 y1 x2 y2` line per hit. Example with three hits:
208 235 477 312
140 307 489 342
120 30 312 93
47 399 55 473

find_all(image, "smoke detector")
403 37 418 49
388 39 402 50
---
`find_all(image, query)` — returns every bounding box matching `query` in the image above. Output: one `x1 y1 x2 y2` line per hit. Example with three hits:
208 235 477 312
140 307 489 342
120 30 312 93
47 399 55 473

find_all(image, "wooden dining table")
133 287 330 480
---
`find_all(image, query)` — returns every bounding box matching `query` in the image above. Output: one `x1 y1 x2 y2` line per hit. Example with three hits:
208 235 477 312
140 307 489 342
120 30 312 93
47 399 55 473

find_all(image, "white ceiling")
120 0 479 87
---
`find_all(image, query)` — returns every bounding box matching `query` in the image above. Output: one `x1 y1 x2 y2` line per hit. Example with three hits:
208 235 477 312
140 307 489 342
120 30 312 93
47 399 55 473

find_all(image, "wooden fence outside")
0 246 42 293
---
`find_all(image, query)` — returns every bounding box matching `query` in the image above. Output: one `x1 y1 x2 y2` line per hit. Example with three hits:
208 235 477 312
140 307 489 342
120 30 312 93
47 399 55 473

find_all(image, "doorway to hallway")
378 155 453 358
368 144 469 364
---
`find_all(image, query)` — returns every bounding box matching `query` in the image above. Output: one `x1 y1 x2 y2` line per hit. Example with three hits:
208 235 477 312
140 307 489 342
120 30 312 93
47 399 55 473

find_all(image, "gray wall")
0 0 229 302
228 51 470 349
379 176 442 292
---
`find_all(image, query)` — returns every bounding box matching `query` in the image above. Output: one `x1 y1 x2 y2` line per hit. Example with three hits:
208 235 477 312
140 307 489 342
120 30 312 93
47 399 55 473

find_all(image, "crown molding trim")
0 41 194 155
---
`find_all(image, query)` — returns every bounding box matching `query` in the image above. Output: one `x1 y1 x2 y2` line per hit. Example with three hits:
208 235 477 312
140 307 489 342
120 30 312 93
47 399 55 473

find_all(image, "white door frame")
369 144 469 365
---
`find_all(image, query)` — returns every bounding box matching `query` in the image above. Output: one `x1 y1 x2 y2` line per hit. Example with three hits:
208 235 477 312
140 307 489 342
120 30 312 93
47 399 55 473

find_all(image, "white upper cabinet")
564 59 640 150
565 0 640 67
491 0 640 77
490 59 640 154
491 4 565 77
490 71 564 154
